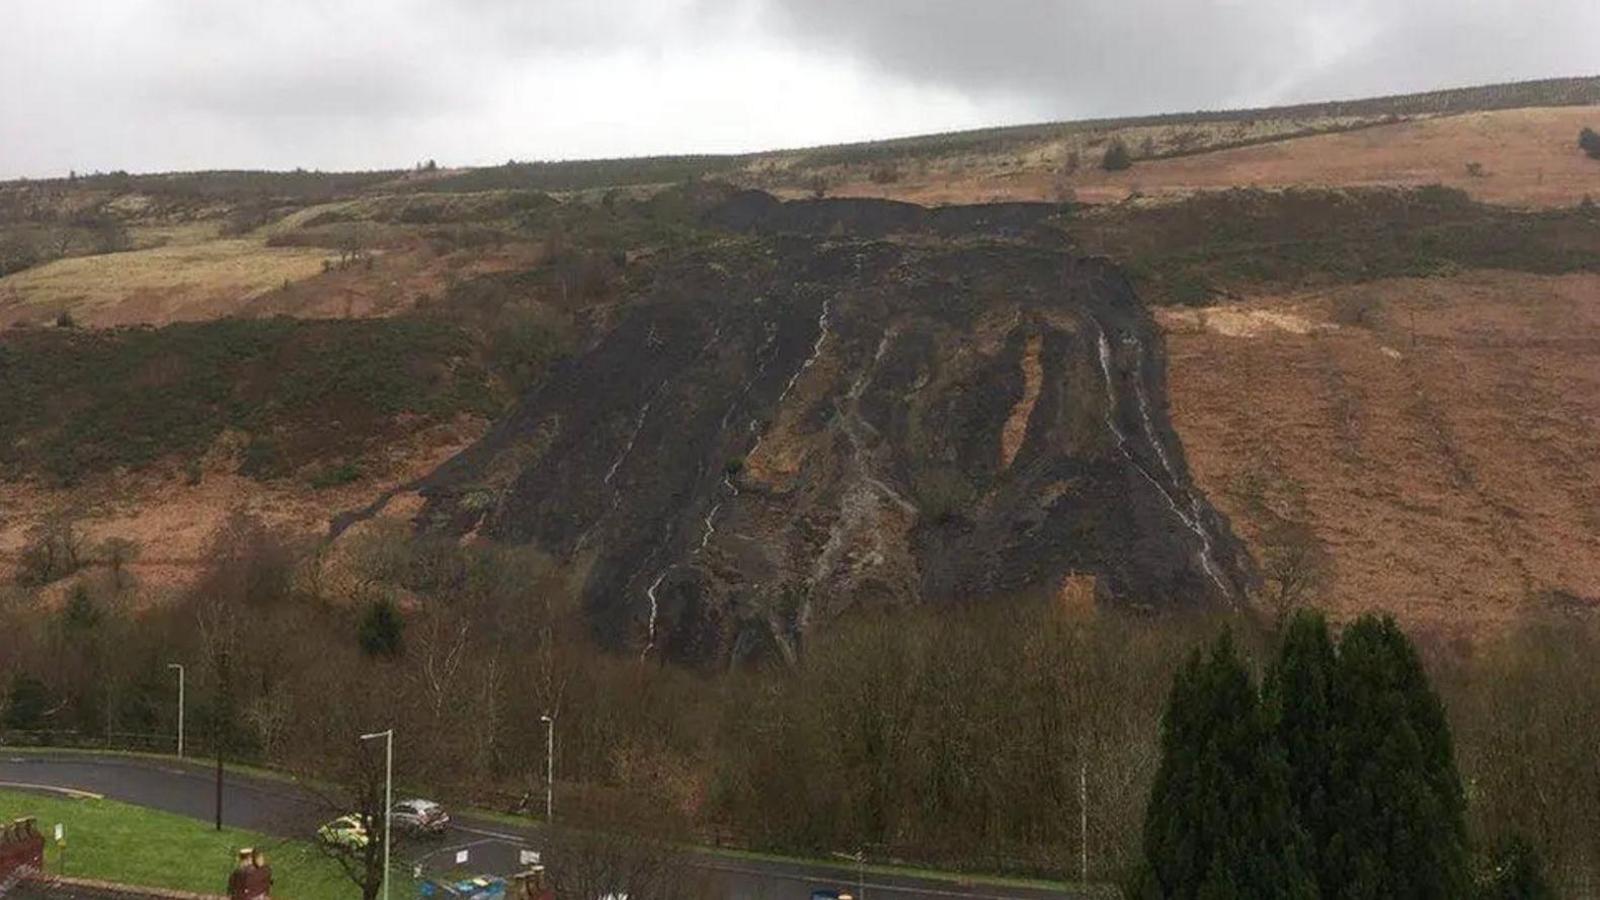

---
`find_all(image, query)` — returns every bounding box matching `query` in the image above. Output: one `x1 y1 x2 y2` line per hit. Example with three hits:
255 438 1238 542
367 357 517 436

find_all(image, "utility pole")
361 730 394 900
540 715 554 822
214 646 232 831
166 664 184 759
215 748 223 831
1079 757 1088 882
831 851 865 899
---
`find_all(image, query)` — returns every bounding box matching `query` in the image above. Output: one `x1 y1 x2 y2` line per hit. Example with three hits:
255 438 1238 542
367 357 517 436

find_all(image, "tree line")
2 513 1598 895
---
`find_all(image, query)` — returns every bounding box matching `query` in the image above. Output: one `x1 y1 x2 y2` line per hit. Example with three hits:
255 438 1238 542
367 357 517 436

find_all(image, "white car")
391 798 450 836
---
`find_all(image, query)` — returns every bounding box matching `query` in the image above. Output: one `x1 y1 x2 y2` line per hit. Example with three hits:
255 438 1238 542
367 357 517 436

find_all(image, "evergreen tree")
62 583 101 632
1102 139 1134 172
2 673 49 730
1139 632 1315 900
1327 614 1468 899
1266 611 1339 892
357 598 405 659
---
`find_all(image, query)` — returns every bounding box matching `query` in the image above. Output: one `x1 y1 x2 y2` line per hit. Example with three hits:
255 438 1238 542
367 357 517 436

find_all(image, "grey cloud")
0 0 1593 177
751 0 1330 116
1281 1 1600 101
134 1 486 118
750 0 1600 115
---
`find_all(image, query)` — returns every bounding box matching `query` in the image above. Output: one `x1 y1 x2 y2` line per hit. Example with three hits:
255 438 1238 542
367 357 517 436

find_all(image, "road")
0 752 1099 900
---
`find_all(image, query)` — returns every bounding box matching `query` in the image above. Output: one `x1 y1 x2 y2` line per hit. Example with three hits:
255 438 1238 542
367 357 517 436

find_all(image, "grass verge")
0 789 351 899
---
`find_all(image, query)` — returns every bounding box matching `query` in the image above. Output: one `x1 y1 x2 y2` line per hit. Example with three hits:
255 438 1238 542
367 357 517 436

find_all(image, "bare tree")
541 814 706 900
1258 518 1332 628
98 537 140 593
308 735 391 900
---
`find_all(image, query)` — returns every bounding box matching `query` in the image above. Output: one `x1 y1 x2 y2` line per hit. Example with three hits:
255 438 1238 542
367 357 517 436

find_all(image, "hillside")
2 75 1598 645
820 107 1600 209
402 204 1250 660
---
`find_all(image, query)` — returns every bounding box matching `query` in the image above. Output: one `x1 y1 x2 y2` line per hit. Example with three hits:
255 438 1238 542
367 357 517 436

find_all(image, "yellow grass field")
0 238 328 327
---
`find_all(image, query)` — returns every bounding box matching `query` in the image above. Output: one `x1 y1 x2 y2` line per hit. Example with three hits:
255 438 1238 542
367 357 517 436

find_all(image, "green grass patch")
309 461 362 490
0 789 353 899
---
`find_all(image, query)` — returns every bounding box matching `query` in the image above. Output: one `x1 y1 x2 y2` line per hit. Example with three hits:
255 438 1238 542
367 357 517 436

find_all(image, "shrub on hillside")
1579 127 1600 159
0 234 41 277
1477 836 1555 900
1102 139 1133 171
16 515 87 586
868 164 901 184
357 597 405 658
1331 292 1383 328
309 461 361 490
2 673 49 731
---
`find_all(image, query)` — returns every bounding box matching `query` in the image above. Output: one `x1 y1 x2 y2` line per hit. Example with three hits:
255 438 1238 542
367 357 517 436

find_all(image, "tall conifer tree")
1139 632 1315 900
1326 614 1469 899
1266 611 1339 891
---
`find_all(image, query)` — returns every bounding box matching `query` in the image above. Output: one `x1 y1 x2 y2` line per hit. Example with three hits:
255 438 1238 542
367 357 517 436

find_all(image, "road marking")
690 860 1079 899
451 824 528 842
410 836 528 870
0 782 104 801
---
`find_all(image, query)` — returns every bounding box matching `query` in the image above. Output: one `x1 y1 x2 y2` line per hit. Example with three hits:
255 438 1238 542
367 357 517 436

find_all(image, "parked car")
316 814 369 850
810 892 855 900
392 798 450 836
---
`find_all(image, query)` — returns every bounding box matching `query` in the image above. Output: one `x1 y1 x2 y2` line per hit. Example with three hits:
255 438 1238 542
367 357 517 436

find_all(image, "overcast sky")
3 0 1596 178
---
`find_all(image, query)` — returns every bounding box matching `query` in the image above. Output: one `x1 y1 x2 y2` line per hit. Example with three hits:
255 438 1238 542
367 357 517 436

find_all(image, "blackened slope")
1076 258 1254 603
414 242 849 648
706 190 1064 240
415 201 1249 662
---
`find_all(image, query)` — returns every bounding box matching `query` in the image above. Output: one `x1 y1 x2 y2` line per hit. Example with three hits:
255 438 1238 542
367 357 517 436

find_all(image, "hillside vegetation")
0 74 1596 627
1073 185 1600 305
0 317 502 485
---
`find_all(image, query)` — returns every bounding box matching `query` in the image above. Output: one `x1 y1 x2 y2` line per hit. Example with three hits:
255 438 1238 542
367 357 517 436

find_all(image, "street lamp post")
830 850 865 899
360 729 394 900
539 715 554 822
165 664 184 759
